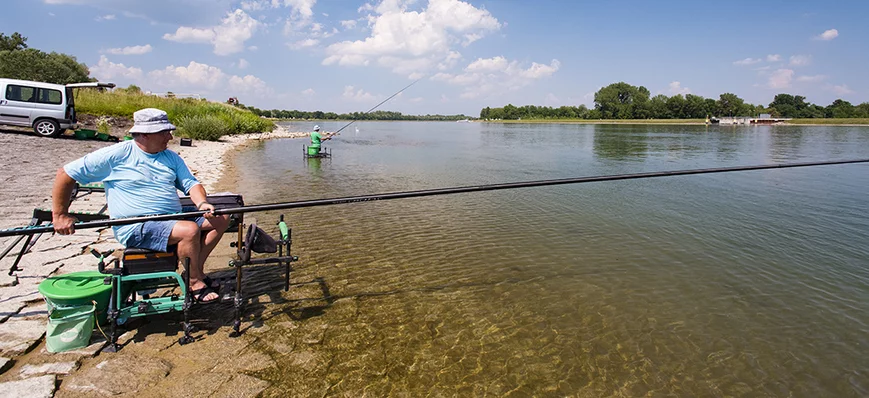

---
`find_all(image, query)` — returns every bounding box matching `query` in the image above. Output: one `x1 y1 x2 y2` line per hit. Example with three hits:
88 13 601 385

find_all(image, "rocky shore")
0 126 307 397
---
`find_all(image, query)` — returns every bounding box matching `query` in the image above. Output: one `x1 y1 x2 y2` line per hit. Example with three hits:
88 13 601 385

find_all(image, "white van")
0 78 115 137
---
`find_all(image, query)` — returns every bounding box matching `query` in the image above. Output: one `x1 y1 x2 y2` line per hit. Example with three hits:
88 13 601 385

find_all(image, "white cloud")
228 74 268 94
105 44 153 55
137 60 272 97
766 69 794 89
242 0 316 16
342 85 377 102
816 29 838 41
796 75 826 83
432 57 560 99
163 9 261 56
766 54 781 62
827 84 854 95
733 58 762 66
789 55 811 66
289 38 320 49
95 14 115 21
149 61 227 89
89 55 144 81
340 19 357 29
238 58 250 69
302 88 315 95
667 81 691 95
323 0 502 77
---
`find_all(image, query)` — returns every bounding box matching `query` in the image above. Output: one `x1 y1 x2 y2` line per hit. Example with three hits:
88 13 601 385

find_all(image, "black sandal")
181 273 221 290
190 285 219 304
203 276 221 290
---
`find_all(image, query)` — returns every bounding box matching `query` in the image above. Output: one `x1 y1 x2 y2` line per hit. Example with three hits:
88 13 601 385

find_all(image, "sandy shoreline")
0 127 308 396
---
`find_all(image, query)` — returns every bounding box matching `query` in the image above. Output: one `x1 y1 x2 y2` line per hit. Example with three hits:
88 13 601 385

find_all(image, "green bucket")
96 132 112 141
74 129 97 140
307 145 320 156
39 271 112 325
45 304 95 353
123 135 133 141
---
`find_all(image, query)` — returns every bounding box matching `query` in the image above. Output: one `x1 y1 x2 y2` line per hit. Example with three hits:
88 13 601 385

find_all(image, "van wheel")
33 119 62 137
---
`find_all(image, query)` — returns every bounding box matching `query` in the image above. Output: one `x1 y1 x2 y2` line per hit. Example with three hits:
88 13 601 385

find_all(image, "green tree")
768 94 816 118
0 48 93 84
666 95 688 119
855 103 869 118
0 32 27 51
594 82 651 119
683 94 708 118
648 94 670 118
825 99 855 118
716 93 747 117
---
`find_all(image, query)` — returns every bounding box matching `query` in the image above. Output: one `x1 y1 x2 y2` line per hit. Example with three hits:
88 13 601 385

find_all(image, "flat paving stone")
59 355 172 396
0 374 56 398
19 361 78 377
0 319 45 357
0 357 11 375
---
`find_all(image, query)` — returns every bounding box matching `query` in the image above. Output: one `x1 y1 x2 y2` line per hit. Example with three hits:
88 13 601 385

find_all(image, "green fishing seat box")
179 193 244 232
307 146 320 156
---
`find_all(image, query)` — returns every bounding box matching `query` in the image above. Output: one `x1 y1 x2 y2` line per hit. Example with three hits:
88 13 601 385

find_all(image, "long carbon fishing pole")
332 77 423 135
1 158 866 238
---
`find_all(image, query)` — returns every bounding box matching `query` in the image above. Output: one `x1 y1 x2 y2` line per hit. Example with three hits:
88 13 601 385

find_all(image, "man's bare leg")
198 215 229 271
169 220 217 301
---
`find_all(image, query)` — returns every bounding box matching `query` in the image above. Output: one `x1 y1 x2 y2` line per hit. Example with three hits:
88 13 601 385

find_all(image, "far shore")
480 118 869 126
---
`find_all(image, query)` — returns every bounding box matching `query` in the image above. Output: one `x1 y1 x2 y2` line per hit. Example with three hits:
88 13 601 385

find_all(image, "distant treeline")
235 105 471 121
481 82 869 120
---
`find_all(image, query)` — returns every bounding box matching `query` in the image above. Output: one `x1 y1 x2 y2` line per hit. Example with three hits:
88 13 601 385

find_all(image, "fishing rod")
330 77 423 136
1 158 866 238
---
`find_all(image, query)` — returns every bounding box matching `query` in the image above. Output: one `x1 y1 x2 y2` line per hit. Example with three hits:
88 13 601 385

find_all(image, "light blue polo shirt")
63 140 200 246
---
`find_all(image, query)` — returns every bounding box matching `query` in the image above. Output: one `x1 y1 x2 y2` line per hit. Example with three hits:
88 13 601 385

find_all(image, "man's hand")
198 202 217 219
53 213 79 235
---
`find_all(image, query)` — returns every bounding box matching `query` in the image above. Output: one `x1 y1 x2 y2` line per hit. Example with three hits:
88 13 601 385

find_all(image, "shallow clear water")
220 122 869 396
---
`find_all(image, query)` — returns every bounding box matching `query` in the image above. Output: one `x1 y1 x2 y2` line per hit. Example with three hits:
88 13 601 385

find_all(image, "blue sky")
2 0 866 115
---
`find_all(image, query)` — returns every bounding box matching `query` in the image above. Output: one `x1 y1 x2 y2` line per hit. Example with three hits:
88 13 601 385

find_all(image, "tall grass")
74 89 274 140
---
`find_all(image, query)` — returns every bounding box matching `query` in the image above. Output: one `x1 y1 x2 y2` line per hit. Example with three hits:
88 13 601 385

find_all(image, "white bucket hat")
128 108 177 134
313 125 320 131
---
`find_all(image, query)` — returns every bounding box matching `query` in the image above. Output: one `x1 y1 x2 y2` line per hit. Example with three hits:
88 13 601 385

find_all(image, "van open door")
65 82 116 89
64 82 116 124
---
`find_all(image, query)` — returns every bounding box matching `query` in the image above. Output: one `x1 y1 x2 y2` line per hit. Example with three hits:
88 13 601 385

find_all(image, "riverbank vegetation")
481 82 869 122
232 105 472 121
76 87 274 140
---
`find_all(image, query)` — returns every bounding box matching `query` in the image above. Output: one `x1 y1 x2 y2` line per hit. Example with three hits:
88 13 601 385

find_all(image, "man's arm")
52 168 79 235
187 183 217 218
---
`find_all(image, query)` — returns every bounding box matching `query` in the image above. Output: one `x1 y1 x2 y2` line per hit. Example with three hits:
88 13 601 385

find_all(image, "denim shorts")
124 208 205 252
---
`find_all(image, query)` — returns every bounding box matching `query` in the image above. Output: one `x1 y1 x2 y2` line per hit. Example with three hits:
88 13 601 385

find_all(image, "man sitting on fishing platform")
50 108 229 303
309 125 333 154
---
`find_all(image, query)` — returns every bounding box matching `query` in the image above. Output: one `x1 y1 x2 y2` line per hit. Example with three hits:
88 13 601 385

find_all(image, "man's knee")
210 215 230 234
171 220 202 243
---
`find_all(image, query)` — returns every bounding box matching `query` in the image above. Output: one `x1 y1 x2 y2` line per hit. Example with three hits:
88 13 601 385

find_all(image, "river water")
220 122 869 396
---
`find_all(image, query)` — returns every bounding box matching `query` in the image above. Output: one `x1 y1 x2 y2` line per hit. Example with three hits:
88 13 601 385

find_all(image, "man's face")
136 129 173 153
149 130 173 149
